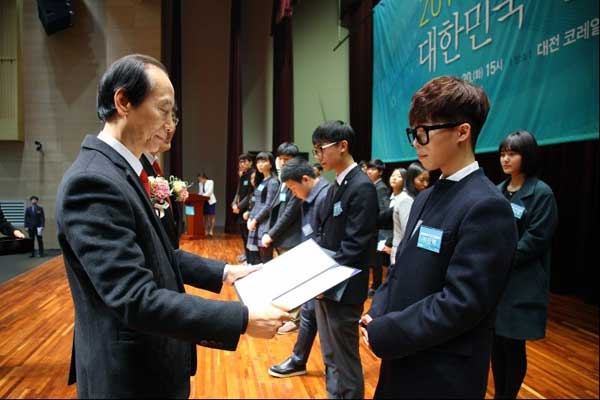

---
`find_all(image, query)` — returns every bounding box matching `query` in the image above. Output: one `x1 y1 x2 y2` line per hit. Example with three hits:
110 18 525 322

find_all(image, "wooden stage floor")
0 234 597 398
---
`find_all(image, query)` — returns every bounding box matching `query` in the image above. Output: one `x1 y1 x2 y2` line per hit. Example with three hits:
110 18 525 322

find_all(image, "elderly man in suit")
56 54 288 398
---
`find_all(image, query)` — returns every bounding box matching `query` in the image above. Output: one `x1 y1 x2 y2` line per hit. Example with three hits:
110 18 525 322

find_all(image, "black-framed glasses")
405 122 462 146
312 141 338 156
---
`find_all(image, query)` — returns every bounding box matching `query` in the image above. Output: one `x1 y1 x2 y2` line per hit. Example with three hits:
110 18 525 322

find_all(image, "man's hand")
261 234 273 248
247 218 257 232
359 314 373 347
13 229 25 239
246 305 291 339
232 204 240 214
382 245 392 255
223 263 261 285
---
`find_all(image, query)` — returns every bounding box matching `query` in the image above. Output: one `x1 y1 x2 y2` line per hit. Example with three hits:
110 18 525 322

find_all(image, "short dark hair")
313 162 323 172
29 195 39 201
197 172 209 179
404 161 427 198
276 142 299 157
312 120 356 153
238 153 253 162
409 75 490 149
498 130 540 176
366 159 386 172
96 54 168 122
280 158 316 183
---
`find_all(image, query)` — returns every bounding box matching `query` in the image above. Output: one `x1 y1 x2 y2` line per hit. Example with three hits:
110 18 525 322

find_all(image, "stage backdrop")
373 0 599 162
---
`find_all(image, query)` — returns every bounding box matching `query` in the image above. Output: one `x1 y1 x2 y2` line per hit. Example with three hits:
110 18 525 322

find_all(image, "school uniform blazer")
24 204 45 229
318 165 379 304
56 135 248 398
140 155 179 249
367 169 517 399
232 169 254 224
495 176 558 340
267 186 303 250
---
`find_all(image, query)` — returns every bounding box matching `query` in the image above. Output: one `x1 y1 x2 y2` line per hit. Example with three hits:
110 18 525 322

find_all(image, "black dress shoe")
268 356 306 378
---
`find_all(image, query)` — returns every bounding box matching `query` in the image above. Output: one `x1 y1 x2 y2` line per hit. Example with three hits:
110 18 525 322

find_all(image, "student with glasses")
311 120 379 399
360 76 518 398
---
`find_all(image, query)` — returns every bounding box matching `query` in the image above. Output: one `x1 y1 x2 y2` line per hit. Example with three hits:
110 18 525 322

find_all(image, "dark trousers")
371 250 389 290
291 299 317 366
491 335 527 399
315 298 364 399
258 246 273 263
28 228 44 256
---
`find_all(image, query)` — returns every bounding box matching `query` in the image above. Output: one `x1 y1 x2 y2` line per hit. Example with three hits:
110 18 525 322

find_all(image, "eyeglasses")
312 142 338 156
406 122 462 146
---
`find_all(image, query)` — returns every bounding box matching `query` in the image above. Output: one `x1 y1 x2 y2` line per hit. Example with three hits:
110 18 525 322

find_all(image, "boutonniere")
169 176 190 203
148 176 171 218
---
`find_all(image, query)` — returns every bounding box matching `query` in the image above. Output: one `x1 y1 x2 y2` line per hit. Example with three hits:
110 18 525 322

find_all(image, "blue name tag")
257 183 264 192
417 226 443 253
510 203 525 219
279 192 287 202
243 180 248 186
333 201 343 217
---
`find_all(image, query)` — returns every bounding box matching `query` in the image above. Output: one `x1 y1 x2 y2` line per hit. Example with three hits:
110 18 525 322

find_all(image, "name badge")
302 223 313 236
510 203 525 219
243 180 248 186
417 226 443 253
333 201 343 217
279 192 287 202
257 183 264 192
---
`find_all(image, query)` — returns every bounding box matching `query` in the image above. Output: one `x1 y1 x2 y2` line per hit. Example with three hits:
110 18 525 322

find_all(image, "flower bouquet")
148 176 171 218
169 176 190 202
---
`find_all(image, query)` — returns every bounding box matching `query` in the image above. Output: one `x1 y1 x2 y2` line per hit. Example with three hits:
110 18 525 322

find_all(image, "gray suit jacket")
56 135 248 398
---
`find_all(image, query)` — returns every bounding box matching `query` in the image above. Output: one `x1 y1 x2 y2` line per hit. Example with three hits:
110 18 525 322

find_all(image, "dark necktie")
139 169 150 197
333 180 340 198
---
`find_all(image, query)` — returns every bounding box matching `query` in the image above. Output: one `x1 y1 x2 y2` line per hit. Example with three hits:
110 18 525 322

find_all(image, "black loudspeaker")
36 0 74 35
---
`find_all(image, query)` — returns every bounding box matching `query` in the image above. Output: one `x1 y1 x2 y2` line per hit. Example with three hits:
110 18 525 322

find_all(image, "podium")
182 193 208 240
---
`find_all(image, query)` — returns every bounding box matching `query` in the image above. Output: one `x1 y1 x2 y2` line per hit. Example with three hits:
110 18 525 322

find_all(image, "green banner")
373 0 599 162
